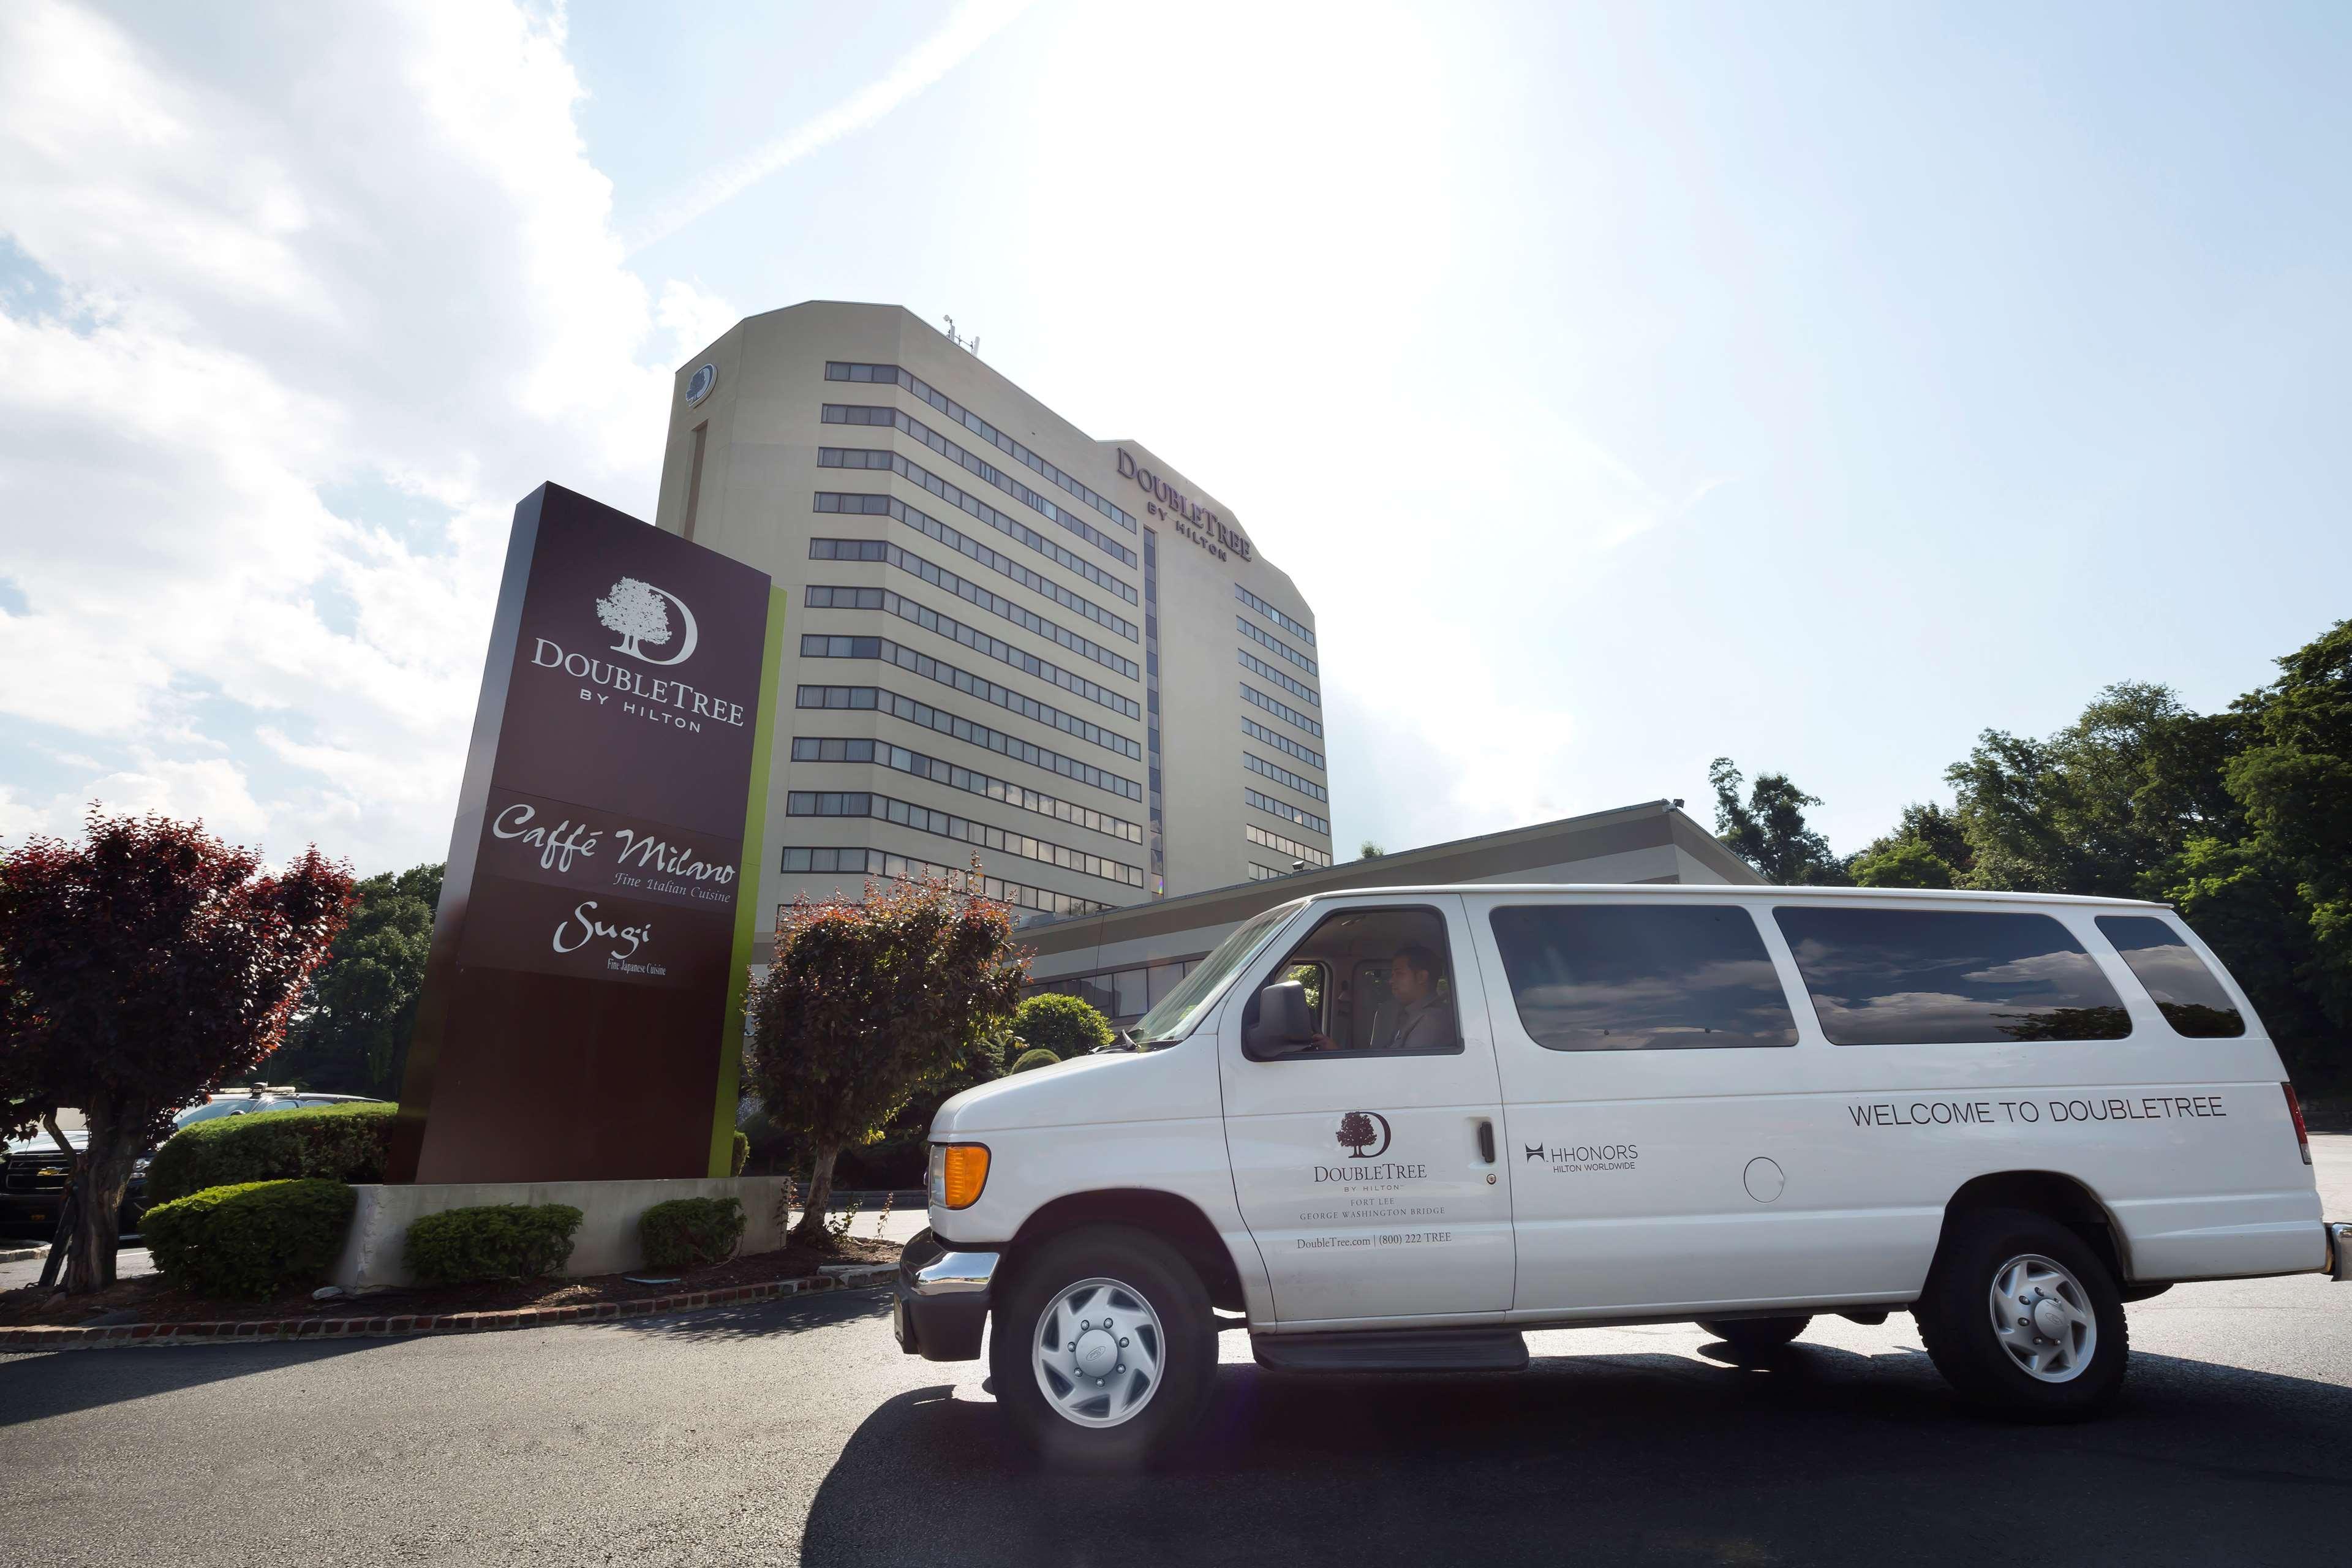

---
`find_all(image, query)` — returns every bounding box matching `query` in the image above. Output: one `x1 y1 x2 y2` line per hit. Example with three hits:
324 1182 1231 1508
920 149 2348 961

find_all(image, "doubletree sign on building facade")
387 483 785 1184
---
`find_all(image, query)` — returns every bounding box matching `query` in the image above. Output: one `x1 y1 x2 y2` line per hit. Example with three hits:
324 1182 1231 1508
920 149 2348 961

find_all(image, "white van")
893 884 2347 1464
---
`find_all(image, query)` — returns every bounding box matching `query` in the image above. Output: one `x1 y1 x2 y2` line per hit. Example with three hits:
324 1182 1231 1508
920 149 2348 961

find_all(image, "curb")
0 1263 898 1352
0 1245 51 1265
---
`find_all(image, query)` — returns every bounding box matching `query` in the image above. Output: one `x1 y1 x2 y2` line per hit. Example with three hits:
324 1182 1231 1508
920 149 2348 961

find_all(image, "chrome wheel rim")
1988 1253 2097 1383
1032 1275 1164 1429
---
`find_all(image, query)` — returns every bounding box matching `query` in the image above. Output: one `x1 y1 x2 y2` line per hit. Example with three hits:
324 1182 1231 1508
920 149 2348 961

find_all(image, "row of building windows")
822 407 1136 570
1243 750 1327 802
1242 715 1325 771
811 499 1137 640
824 362 1138 535
786 790 1145 888
798 635 1142 760
794 685 1143 801
818 446 1137 573
1247 862 1292 882
1246 821 1332 867
804 543 1137 682
1027 957 1207 1024
1246 787 1331 836
1237 647 1318 708
1236 615 1318 677
1241 681 1324 739
815 489 1135 611
1235 582 1315 647
801 593 1140 722
791 735 1143 843
778 846 1114 919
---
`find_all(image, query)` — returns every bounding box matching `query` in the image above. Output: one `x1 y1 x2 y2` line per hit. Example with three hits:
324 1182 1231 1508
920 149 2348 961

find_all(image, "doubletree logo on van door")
1315 1110 1425 1182
529 576 749 733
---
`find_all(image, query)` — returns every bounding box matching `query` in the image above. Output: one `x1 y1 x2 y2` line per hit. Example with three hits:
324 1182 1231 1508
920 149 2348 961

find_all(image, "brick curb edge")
0 1264 899 1352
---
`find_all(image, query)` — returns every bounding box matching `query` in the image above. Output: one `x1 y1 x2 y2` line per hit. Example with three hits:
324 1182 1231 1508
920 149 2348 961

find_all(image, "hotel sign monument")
386 483 786 1185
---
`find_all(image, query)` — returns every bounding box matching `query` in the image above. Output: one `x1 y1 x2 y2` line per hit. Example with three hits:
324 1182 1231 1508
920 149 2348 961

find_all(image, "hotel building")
652 301 1333 943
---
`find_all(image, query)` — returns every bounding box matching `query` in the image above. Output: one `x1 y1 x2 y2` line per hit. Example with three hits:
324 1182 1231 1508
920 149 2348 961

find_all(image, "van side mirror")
1245 980 1314 1055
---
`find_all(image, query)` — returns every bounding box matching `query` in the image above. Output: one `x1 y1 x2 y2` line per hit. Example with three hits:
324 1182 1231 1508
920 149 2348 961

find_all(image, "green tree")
0 810 351 1292
1850 837 1956 889
271 863 441 1096
1358 840 1385 859
747 868 1027 1245
1013 992 1114 1058
1708 758 1849 885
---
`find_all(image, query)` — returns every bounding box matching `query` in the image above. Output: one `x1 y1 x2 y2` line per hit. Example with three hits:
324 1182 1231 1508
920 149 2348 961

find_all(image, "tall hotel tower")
652 302 1333 930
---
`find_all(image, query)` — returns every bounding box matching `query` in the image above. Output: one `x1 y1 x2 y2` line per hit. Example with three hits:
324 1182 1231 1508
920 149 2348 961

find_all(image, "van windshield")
1130 900 1306 1047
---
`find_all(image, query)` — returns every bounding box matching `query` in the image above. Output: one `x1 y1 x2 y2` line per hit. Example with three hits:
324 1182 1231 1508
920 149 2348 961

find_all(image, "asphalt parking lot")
4 1142 2346 1567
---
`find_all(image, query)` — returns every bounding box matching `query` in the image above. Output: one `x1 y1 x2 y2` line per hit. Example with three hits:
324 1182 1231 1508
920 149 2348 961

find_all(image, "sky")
1 0 2346 876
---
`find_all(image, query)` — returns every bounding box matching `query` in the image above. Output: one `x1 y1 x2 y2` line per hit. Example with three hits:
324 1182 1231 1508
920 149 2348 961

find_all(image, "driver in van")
1308 944 1457 1052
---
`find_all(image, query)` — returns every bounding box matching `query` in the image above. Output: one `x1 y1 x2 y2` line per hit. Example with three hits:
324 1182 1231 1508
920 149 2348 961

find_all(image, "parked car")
1 1088 388 1238
895 883 2350 1465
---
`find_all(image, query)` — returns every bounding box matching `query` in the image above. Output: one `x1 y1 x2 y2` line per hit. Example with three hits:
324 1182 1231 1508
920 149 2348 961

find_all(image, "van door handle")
1476 1120 1496 1163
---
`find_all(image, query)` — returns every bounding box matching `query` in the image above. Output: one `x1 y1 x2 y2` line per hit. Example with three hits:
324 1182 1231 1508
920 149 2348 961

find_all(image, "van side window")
1245 907 1460 1060
1774 907 2131 1046
1488 905 1797 1051
2095 916 2247 1038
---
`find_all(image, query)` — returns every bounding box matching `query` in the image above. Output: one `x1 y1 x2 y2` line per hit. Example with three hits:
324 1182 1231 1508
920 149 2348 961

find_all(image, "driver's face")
1390 958 1429 1008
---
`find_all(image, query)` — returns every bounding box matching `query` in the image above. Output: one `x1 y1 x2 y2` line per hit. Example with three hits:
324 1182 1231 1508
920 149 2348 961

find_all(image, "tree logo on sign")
595 577 700 667
1335 1110 1391 1159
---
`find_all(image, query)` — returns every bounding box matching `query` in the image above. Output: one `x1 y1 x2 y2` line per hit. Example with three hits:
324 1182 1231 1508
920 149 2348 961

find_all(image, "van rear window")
2095 916 2246 1038
1773 907 2130 1046
1488 905 1798 1051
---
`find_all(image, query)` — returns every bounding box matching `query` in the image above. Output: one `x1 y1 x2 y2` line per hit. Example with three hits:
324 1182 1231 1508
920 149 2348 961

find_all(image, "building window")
816 490 1137 610
1240 682 1323 739
802 589 1140 719
1246 788 1330 836
779 846 1113 918
823 363 1140 535
1242 751 1327 802
1236 615 1317 676
1248 862 1291 881
1237 647 1318 707
819 445 1136 570
682 421 707 542
1235 582 1315 646
786 790 1145 888
1246 822 1330 867
794 685 1142 801
792 735 1143 843
821 407 1138 567
1242 717 1324 771
797 634 1143 760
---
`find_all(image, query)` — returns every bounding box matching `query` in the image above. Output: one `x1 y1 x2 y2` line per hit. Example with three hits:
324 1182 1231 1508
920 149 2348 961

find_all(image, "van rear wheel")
1915 1207 2128 1421
989 1224 1216 1468
1697 1316 1811 1354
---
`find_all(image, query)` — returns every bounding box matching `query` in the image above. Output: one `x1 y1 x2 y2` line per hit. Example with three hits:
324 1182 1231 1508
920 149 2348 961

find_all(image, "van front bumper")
894 1227 997 1362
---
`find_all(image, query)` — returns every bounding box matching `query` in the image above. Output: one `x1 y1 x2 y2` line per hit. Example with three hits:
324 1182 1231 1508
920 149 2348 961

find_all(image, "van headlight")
928 1143 990 1210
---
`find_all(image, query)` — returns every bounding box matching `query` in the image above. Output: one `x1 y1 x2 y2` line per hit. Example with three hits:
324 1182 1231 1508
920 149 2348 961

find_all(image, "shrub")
1012 993 1114 1059
404 1203 582 1286
641 1197 745 1271
731 1129 750 1176
143 1179 356 1300
1009 1047 1061 1074
145 1102 395 1207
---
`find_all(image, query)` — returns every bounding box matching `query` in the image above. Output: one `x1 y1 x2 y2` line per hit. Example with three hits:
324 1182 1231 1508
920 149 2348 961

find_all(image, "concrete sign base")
329 1176 791 1292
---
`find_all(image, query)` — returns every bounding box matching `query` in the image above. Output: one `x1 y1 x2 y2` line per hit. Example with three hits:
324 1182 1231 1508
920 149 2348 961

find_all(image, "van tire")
989 1223 1217 1468
1697 1316 1811 1354
1915 1206 2128 1421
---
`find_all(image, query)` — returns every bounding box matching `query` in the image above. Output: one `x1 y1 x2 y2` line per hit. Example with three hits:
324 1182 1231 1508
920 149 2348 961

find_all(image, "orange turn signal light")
940 1144 991 1210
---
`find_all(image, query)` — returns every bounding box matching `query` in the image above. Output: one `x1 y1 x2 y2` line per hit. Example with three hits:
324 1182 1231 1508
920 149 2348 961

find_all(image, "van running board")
1251 1329 1529 1373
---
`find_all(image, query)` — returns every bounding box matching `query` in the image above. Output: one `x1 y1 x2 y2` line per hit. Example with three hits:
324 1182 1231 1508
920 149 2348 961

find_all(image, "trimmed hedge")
1009 1047 1061 1074
143 1179 356 1300
404 1203 582 1286
145 1102 395 1207
641 1197 745 1271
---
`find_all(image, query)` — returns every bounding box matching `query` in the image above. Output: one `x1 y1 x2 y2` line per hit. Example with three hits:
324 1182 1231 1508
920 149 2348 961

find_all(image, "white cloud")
0 0 728 870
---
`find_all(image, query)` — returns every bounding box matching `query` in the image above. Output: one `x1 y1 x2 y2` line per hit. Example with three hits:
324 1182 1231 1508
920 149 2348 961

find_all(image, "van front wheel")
989 1224 1216 1468
1915 1207 2128 1420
